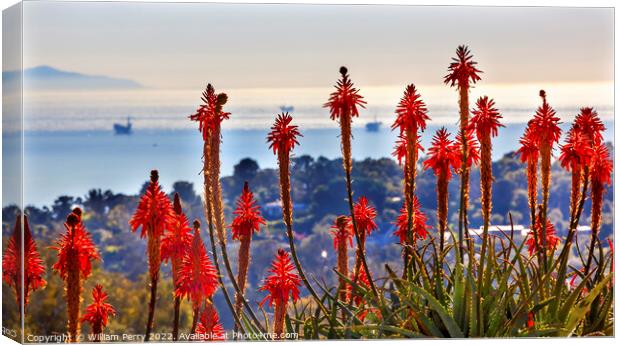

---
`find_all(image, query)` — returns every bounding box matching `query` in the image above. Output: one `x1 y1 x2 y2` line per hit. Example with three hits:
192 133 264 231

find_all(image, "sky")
19 2 614 90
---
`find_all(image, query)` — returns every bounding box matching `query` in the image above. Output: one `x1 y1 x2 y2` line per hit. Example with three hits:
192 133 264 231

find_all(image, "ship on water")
366 116 382 132
113 117 132 135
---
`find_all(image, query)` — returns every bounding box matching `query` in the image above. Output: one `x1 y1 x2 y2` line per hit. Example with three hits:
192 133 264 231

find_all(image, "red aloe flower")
469 96 504 139
525 220 560 256
81 284 116 339
444 45 482 88
516 125 539 230
231 182 266 241
129 170 172 339
189 84 231 141
572 107 605 146
393 197 429 244
559 130 595 173
176 221 219 315
161 193 193 340
161 193 193 279
324 66 366 120
585 168 609 282
529 91 561 264
260 249 301 339
528 91 562 147
194 302 226 341
469 96 503 238
445 45 482 249
423 128 461 180
453 129 480 169
2 215 46 309
560 130 595 215
392 84 430 135
353 196 378 236
260 249 301 308
129 170 172 240
589 144 613 237
267 113 302 156
230 181 265 322
52 210 100 343
424 128 461 252
52 210 100 281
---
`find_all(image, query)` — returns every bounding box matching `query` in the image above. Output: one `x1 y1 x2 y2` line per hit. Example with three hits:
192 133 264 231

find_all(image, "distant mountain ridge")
3 65 143 90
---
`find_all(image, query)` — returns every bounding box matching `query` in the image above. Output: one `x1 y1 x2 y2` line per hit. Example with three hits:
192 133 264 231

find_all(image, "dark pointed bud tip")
193 219 201 229
207 83 214 92
66 213 80 226
150 170 159 183
243 181 250 193
339 66 348 76
72 207 83 218
217 93 228 105
539 90 546 99
173 193 182 214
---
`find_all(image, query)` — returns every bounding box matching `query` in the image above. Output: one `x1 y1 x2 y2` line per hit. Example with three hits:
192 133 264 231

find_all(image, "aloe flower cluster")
129 170 172 340
176 220 219 333
424 128 461 252
81 285 116 341
260 249 301 339
2 215 46 311
52 208 100 343
230 182 265 321
161 193 193 340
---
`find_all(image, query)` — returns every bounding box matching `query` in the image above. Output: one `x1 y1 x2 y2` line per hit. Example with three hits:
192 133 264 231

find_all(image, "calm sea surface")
4 121 613 207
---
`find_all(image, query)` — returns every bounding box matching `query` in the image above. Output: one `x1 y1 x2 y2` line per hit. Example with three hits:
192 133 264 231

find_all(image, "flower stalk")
52 208 100 343
129 170 172 341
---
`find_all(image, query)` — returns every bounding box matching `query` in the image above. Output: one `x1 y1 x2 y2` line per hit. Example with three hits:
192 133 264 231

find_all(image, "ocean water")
5 121 613 207
2 85 613 207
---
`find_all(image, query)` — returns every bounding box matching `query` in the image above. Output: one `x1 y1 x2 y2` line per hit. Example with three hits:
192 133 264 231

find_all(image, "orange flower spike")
529 90 562 147
81 285 116 337
189 84 231 141
324 66 366 120
161 193 193 340
423 128 461 180
2 215 46 309
194 303 226 341
161 193 193 282
52 210 100 280
469 96 503 233
230 182 265 322
129 170 172 240
589 144 613 237
260 249 301 339
516 125 540 229
52 210 100 343
572 107 605 146
424 128 460 251
469 96 504 139
176 220 219 311
444 45 482 89
393 197 429 244
525 220 560 256
129 170 172 339
392 84 430 135
231 182 266 240
267 113 302 156
353 196 378 236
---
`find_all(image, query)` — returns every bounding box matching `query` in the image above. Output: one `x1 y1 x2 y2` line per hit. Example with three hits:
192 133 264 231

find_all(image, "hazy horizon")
16 2 613 90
